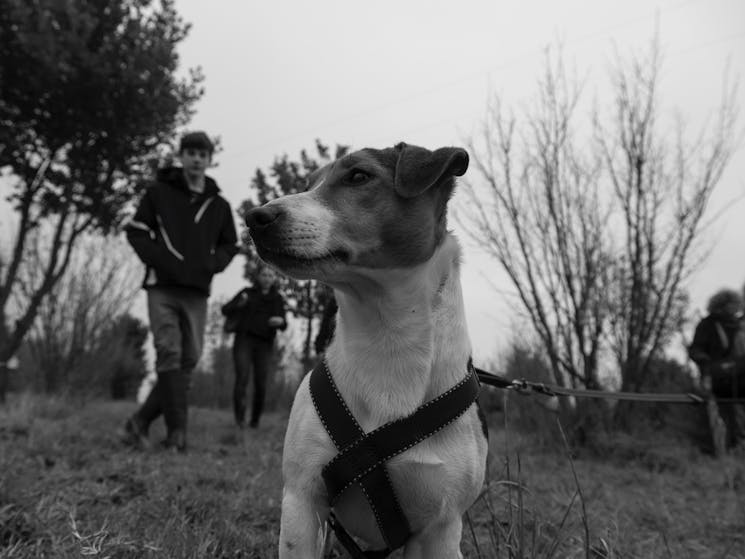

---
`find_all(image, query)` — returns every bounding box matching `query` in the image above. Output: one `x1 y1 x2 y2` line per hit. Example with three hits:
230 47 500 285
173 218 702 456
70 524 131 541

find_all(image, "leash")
474 367 745 404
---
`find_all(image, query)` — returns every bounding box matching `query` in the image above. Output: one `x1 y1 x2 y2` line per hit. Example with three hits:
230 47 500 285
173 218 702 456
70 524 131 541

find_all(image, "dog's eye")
345 170 371 185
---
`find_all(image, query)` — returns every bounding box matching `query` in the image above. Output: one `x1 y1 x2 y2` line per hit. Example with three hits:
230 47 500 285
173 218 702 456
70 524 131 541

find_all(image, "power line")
666 29 745 58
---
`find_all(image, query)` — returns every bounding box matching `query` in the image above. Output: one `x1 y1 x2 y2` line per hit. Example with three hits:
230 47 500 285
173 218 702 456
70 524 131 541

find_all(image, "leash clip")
510 379 557 397
511 379 532 395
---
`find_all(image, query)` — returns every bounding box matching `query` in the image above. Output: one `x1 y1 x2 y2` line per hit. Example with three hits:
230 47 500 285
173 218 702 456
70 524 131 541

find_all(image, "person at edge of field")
688 288 745 452
314 285 337 358
221 263 287 429
122 131 239 453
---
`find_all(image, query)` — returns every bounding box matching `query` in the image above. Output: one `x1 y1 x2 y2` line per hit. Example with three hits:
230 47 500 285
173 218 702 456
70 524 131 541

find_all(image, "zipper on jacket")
156 214 185 261
194 197 215 224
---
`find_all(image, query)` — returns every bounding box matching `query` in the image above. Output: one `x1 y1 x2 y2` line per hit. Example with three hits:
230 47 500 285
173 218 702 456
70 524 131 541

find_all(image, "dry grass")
0 392 743 558
462 416 745 559
0 394 284 558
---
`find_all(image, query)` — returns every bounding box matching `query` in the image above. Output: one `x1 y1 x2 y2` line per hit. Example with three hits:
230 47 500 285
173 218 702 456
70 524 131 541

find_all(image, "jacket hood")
156 166 220 196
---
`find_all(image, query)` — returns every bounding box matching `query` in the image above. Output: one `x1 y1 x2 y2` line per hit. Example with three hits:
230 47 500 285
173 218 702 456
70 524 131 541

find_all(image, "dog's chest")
286 384 485 548
331 445 467 547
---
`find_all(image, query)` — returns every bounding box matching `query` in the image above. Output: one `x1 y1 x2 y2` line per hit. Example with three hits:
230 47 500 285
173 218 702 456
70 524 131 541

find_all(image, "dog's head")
245 142 468 282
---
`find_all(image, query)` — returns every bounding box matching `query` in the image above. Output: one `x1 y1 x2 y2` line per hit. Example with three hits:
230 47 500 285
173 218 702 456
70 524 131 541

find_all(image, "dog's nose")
245 205 281 229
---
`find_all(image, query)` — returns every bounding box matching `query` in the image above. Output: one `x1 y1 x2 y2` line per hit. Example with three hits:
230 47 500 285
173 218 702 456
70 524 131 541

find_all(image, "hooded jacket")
689 314 745 369
126 167 239 295
221 285 287 341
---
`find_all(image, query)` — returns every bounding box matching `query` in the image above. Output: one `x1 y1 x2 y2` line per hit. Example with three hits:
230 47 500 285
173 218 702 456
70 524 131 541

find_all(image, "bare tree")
21 233 140 392
596 41 739 392
461 50 612 397
460 38 739 406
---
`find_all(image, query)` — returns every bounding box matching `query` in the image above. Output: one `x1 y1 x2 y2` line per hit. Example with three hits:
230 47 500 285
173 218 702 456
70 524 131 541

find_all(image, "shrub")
617 357 711 452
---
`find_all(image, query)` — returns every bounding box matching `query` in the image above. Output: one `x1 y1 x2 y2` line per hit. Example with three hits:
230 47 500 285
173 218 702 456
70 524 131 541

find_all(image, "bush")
188 339 297 415
9 314 148 400
617 357 711 452
490 344 574 450
107 315 149 400
486 341 622 451
189 343 234 410
67 314 149 400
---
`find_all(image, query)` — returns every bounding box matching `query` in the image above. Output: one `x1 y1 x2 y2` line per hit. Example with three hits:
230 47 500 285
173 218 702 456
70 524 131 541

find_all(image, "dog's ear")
394 144 469 198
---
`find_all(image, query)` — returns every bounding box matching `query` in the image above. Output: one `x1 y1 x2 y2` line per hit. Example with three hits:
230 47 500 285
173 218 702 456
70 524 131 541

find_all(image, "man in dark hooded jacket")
122 131 239 452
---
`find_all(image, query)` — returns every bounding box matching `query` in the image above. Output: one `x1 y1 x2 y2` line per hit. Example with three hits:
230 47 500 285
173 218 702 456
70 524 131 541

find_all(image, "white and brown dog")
246 143 488 559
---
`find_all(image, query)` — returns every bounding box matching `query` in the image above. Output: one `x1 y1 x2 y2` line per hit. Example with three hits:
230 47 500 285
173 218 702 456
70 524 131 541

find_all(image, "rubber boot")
122 415 149 449
121 378 162 449
234 387 247 428
160 369 188 453
249 397 262 429
136 379 163 431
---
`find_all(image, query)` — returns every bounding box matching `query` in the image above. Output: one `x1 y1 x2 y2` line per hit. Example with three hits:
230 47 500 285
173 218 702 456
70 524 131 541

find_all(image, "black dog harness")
309 359 481 558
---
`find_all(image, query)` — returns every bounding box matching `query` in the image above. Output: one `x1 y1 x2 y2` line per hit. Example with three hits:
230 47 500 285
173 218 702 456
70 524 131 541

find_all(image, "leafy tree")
0 0 203 367
238 140 349 367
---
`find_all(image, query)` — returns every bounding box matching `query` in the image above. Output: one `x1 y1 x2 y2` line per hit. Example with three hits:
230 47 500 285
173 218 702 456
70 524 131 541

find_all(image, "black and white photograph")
1 1 744 557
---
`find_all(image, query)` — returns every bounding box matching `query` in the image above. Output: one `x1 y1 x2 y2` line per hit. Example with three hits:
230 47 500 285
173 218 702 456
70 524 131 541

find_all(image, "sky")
165 0 745 364
160 0 745 364
3 0 742 367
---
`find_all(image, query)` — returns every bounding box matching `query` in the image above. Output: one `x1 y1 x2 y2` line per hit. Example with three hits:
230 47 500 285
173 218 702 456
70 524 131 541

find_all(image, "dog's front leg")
403 517 465 559
278 488 329 559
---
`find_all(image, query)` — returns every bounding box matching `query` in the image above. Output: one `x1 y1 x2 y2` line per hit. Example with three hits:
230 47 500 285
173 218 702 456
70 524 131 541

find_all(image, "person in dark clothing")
314 288 337 357
122 131 239 452
222 264 287 428
689 288 745 451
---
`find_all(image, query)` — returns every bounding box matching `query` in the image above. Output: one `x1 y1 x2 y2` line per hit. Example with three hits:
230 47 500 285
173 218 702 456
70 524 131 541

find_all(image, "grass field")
0 392 743 558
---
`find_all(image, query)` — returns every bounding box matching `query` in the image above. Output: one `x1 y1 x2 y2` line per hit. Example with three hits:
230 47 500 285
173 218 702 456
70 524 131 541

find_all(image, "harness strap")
309 361 410 552
309 359 481 556
328 513 392 559
322 364 481 503
310 360 365 445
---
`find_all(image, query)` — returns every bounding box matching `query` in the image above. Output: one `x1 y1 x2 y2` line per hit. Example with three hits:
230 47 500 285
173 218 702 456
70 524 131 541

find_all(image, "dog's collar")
309 358 481 557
